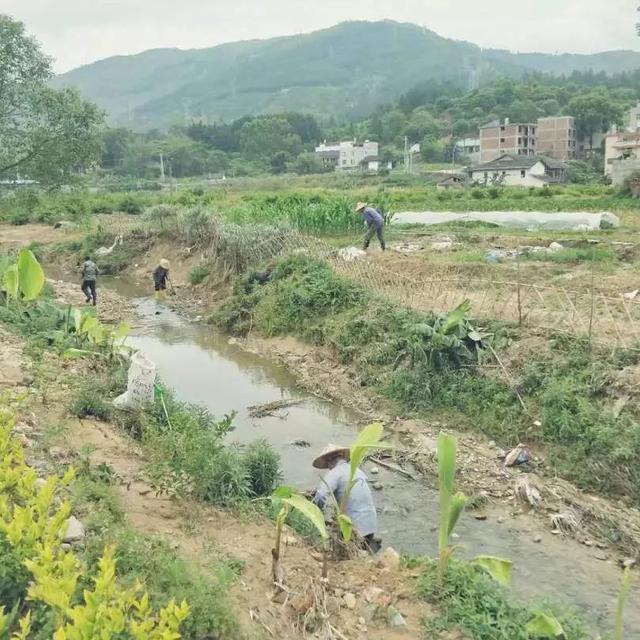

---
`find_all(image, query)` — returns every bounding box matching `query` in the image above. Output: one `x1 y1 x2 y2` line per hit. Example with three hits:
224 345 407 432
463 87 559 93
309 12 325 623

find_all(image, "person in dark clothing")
80 256 99 306
153 258 171 301
356 202 386 251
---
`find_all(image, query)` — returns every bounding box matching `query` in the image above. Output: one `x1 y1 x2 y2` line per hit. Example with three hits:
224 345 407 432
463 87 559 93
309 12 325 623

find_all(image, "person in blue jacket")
356 202 386 251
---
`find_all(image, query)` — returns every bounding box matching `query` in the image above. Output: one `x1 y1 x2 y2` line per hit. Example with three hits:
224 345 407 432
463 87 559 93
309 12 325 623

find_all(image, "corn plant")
1 249 45 304
437 432 512 586
271 486 329 581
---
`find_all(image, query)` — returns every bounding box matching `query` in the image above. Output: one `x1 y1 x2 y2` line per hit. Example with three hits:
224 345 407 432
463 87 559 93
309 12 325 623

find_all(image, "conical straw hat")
312 443 351 469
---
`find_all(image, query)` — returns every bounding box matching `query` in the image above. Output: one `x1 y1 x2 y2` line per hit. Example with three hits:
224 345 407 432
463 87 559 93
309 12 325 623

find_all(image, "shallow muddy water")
102 278 639 636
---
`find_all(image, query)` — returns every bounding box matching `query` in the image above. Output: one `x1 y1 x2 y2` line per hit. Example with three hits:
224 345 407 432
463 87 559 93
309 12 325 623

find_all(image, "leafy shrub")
177 206 218 246
118 196 143 214
71 386 115 421
0 410 190 638
188 264 210 285
144 203 180 230
200 447 250 506
243 439 283 497
471 188 485 200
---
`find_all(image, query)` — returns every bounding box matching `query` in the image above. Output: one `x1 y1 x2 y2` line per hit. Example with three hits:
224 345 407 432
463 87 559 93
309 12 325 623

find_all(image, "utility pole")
404 136 409 174
159 153 165 182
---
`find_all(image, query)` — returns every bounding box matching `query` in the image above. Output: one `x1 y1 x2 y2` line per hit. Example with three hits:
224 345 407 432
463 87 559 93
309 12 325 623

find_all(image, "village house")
467 154 567 187
314 139 380 172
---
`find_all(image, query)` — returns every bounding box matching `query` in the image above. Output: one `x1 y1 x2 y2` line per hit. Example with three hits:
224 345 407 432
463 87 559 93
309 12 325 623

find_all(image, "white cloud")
4 0 640 72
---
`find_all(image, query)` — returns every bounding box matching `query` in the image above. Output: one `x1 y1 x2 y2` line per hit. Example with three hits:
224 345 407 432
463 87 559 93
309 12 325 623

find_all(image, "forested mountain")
52 21 640 130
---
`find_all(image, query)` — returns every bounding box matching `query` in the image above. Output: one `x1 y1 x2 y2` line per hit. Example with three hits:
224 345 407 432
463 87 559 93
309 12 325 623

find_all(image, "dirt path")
0 222 83 247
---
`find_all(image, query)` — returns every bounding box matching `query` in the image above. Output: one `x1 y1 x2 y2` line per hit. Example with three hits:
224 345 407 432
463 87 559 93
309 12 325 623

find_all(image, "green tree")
421 136 445 162
240 116 302 160
270 151 291 174
567 90 623 148
0 15 104 185
540 98 561 116
101 127 132 169
404 108 442 142
293 152 325 175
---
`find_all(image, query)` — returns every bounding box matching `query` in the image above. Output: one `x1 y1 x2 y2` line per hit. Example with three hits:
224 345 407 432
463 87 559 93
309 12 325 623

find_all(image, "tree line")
2 12 640 187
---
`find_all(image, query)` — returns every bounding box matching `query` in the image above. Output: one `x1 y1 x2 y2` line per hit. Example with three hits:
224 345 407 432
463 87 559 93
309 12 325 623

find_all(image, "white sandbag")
113 352 156 408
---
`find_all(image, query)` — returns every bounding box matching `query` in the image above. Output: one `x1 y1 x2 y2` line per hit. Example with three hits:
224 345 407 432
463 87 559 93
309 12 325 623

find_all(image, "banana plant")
437 432 512 586
335 422 393 543
63 308 130 360
2 249 45 304
271 486 329 582
526 611 566 638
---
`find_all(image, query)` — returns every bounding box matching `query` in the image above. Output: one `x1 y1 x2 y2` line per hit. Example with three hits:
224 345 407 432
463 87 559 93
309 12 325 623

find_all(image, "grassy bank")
214 254 640 504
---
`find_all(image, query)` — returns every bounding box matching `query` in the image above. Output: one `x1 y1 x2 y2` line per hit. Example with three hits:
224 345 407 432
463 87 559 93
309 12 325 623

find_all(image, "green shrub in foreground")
417 559 590 640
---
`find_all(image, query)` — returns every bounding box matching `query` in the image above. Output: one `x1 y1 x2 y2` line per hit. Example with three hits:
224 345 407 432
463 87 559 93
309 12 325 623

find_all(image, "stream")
101 278 639 636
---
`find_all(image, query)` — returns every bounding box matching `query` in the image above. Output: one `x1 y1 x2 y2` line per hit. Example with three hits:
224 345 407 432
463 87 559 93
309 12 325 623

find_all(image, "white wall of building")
470 161 548 187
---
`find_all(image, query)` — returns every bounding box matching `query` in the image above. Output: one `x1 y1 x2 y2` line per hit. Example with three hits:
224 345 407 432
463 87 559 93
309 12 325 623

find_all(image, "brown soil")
0 222 84 248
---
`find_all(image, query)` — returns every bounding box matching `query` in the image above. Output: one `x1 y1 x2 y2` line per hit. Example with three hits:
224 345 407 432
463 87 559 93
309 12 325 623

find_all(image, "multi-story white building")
315 140 379 171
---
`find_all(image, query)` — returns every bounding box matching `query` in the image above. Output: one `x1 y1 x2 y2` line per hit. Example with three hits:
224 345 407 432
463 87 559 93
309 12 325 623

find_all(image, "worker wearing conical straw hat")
356 202 386 252
311 443 380 552
153 258 171 304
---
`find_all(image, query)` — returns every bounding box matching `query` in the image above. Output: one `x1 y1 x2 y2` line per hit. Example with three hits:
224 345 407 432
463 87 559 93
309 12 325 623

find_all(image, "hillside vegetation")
52 21 640 128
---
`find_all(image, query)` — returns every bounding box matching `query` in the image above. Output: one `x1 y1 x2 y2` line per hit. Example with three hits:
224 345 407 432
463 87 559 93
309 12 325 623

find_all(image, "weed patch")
417 559 590 640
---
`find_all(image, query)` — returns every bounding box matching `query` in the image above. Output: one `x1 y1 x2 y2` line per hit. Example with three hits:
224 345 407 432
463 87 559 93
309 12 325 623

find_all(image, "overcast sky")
5 0 640 73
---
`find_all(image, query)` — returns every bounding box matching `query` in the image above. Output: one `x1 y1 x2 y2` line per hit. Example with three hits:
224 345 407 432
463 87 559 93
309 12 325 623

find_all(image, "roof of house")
469 154 541 171
438 175 466 184
360 155 380 164
469 154 566 172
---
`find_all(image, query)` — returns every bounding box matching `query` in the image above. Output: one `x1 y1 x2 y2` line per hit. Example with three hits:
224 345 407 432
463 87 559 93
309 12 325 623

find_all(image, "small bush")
144 203 179 230
200 447 250 506
118 196 143 215
71 386 114 421
243 439 283 497
471 188 485 200
188 264 210 285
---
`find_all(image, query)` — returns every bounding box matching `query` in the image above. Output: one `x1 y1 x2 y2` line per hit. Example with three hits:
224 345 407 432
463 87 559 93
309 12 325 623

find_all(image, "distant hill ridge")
52 20 640 130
